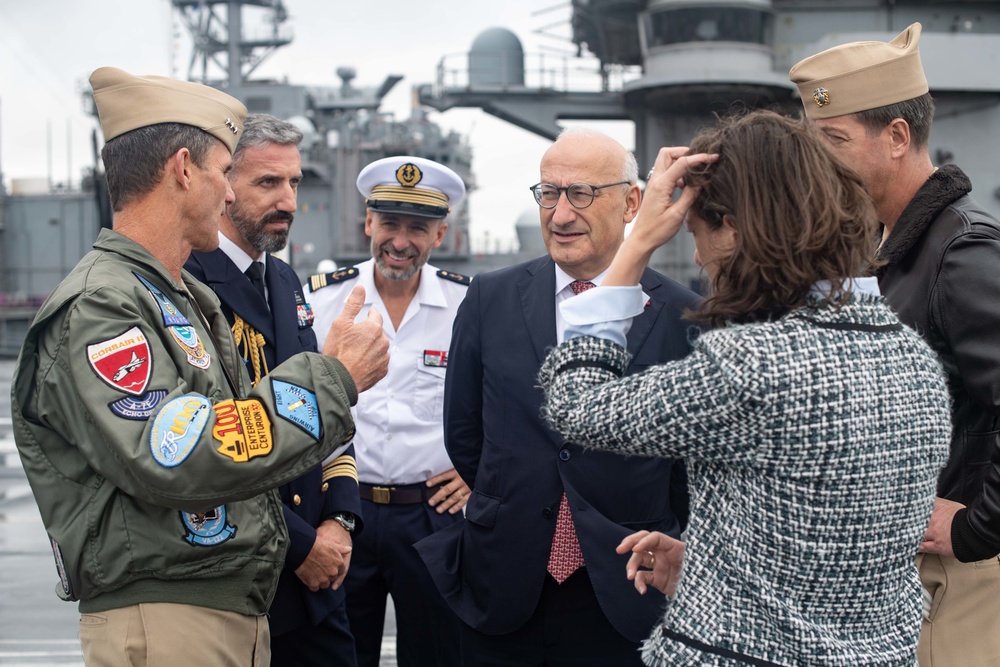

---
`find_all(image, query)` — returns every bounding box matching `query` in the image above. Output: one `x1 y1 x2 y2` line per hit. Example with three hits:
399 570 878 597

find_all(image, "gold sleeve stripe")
322 455 359 483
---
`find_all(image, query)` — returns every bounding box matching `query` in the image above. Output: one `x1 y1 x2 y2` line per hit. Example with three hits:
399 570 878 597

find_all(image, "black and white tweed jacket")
540 295 950 666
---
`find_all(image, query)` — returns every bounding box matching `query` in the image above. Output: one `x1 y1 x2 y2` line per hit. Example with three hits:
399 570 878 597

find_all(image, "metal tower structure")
168 0 475 272
172 0 292 87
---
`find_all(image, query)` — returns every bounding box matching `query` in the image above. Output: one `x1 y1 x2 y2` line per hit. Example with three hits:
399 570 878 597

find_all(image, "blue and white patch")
180 506 237 547
169 325 212 369
134 272 190 327
272 380 321 440
109 389 168 420
149 395 211 467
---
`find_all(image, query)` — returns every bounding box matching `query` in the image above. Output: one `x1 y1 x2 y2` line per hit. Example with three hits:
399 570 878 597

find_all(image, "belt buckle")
371 486 391 504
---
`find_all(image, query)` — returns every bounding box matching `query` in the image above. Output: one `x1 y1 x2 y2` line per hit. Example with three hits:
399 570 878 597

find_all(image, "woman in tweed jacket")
539 111 950 666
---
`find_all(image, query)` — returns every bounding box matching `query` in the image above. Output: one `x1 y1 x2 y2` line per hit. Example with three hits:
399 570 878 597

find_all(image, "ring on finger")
646 168 655 181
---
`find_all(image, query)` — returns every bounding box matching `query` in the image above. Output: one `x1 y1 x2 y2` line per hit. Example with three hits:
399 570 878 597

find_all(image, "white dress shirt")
553 264 612 344
307 258 468 484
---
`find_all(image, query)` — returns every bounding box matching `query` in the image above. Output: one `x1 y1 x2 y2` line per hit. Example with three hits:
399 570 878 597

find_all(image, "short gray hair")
232 113 304 172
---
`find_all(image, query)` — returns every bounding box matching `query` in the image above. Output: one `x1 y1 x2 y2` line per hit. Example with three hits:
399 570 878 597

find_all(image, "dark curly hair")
684 110 880 327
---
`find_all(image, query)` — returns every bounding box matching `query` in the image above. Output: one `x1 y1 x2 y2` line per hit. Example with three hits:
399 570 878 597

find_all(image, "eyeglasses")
528 181 631 209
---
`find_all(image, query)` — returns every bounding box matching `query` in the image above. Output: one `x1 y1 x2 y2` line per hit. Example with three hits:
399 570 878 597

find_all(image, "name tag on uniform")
423 350 447 367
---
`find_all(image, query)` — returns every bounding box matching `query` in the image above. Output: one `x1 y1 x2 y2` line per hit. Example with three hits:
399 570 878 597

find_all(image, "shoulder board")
308 267 359 292
437 269 472 286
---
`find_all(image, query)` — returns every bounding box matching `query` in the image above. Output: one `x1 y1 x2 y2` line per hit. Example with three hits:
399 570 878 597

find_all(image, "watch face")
334 515 355 532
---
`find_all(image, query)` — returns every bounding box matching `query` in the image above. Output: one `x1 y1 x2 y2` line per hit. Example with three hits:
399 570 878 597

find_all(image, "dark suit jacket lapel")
518 256 558 363
196 248 276 347
265 255 301 365
625 268 663 356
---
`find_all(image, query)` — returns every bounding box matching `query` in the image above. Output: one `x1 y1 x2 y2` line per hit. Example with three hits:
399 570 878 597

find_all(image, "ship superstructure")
420 0 1000 288
3 0 1000 354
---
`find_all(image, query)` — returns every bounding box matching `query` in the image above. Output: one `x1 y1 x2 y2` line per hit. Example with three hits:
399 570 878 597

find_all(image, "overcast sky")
0 0 635 249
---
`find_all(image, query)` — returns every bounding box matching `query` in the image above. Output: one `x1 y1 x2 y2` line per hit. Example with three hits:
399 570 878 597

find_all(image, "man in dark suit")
185 113 361 667
416 128 698 666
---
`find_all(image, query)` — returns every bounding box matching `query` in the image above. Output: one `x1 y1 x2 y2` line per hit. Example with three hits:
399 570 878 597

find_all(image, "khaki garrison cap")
89 67 248 154
788 23 929 120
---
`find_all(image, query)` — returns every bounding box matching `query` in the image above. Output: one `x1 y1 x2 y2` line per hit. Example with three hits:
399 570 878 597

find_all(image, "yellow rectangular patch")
213 399 274 462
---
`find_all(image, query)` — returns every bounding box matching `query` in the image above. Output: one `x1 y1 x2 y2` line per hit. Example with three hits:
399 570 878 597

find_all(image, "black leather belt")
359 482 440 505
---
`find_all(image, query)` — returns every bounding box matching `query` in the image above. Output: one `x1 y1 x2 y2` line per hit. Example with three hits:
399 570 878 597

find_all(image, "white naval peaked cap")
357 155 466 219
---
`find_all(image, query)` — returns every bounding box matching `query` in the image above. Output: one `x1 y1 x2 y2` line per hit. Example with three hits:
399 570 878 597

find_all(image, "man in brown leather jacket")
791 23 1000 667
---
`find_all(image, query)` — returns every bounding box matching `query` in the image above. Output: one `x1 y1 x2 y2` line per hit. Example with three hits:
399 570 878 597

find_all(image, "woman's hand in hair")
632 147 717 252
604 148 717 287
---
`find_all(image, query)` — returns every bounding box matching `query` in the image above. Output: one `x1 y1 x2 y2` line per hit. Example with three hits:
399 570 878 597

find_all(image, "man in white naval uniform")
306 155 469 667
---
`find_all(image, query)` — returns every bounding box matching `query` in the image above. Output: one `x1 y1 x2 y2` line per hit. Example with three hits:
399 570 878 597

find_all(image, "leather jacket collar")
876 164 972 272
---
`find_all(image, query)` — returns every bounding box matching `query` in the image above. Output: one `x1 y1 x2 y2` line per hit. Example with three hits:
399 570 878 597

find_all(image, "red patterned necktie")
547 279 595 583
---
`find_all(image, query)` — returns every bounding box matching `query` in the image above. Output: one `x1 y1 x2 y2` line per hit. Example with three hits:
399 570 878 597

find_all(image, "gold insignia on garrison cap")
812 87 830 108
396 163 423 187
788 22 929 120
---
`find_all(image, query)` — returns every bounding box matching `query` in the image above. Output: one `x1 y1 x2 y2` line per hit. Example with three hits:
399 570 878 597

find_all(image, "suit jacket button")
558 448 571 461
542 507 553 519
293 494 302 506
321 483 329 492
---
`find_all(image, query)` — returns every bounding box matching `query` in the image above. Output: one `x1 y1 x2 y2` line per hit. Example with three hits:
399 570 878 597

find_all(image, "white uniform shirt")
307 258 468 484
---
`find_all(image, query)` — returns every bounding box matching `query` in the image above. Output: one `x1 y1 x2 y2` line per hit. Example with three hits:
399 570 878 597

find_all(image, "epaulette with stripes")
437 269 472 286
308 267 359 292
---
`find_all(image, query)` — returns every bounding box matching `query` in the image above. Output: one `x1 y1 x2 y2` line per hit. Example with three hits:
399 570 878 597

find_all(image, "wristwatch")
330 513 356 533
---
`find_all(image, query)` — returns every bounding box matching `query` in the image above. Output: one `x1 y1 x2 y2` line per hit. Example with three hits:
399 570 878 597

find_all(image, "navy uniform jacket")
415 256 696 643
185 249 362 634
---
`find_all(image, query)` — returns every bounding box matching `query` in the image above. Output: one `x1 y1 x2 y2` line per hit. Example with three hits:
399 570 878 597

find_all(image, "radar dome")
515 207 544 254
469 28 524 87
287 115 318 151
316 259 338 273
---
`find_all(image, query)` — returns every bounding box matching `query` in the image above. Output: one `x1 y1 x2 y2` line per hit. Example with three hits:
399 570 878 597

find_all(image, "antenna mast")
170 0 292 86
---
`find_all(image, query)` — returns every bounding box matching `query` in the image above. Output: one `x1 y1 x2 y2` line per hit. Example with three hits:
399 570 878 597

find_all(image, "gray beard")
230 204 292 254
374 254 421 282
371 238 429 282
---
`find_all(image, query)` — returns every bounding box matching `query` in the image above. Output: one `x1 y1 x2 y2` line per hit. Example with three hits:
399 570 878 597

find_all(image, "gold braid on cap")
231 313 269 387
368 185 450 209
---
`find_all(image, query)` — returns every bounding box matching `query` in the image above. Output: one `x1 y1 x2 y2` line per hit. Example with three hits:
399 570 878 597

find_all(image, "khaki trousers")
79 602 269 666
918 553 1000 667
